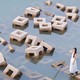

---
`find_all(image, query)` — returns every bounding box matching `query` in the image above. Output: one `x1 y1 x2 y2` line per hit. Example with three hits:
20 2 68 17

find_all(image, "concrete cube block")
3 64 22 78
38 77 52 80
52 21 67 31
34 18 46 27
12 16 29 27
56 3 65 11
25 35 41 46
45 0 52 6
51 15 66 23
39 22 52 33
25 46 43 57
66 6 79 13
0 37 8 46
0 52 7 66
66 13 79 22
10 29 28 42
39 41 54 54
24 7 40 17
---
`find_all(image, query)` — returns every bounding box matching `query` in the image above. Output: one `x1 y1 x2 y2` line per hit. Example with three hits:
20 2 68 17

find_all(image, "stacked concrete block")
0 37 8 46
25 35 42 46
24 7 40 17
65 6 79 22
10 29 28 42
66 13 79 22
56 3 65 11
12 16 29 27
34 18 46 27
45 0 52 6
3 64 22 78
25 46 44 57
51 15 66 23
66 6 79 13
0 52 7 67
39 22 52 33
52 21 67 31
39 41 54 54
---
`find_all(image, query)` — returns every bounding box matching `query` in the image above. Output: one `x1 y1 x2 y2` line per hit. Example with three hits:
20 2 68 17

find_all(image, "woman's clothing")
69 53 78 73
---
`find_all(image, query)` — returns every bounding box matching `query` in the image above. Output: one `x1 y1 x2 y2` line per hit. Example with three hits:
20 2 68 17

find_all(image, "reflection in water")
10 39 25 46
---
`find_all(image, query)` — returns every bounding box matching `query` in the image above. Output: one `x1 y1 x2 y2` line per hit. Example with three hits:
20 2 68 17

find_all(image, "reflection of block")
38 77 52 80
0 52 7 66
45 0 52 6
56 3 65 11
12 16 29 27
27 71 42 78
39 41 54 54
66 13 79 22
24 7 40 17
34 18 46 27
66 6 79 13
25 35 41 46
52 21 67 31
0 37 8 46
39 22 52 32
25 46 43 57
10 29 28 42
3 64 22 78
51 15 66 23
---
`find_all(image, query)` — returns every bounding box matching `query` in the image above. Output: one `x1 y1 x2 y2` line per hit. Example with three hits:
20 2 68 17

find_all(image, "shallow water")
0 0 80 80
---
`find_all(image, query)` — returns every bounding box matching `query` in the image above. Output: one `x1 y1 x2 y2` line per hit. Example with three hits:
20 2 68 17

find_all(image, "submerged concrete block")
45 0 52 6
25 46 43 57
66 13 79 22
10 29 28 42
12 16 29 27
0 52 7 67
8 44 15 53
25 35 41 46
38 77 52 80
51 15 66 23
51 60 65 68
56 3 65 11
66 6 79 13
39 22 52 33
24 7 40 17
52 21 67 31
34 18 46 27
0 37 8 46
3 64 22 78
39 41 54 54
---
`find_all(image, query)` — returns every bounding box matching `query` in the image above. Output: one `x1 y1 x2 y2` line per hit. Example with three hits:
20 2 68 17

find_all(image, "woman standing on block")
69 48 78 75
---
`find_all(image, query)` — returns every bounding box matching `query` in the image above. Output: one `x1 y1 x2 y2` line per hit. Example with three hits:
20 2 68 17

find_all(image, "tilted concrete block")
25 46 44 57
25 35 42 46
10 29 28 42
3 64 22 78
12 16 29 27
39 41 54 54
52 21 67 31
56 3 65 11
66 6 79 13
66 13 79 22
45 0 52 6
34 18 46 27
51 15 66 23
24 7 40 17
0 52 7 66
39 22 52 32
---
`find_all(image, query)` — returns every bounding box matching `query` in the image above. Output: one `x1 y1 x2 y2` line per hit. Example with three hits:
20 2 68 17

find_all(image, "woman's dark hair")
73 48 77 58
